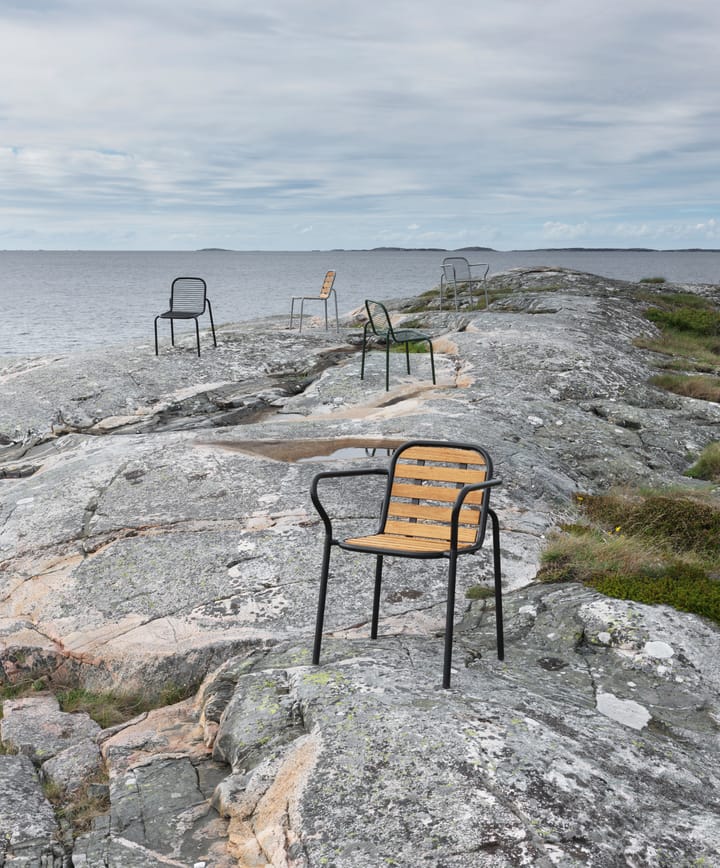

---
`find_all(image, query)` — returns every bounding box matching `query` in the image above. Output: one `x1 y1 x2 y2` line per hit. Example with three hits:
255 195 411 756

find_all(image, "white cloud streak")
0 0 718 249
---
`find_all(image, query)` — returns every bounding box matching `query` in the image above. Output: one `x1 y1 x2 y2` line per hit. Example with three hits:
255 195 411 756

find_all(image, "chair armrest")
310 468 389 536
468 264 490 279
449 478 502 548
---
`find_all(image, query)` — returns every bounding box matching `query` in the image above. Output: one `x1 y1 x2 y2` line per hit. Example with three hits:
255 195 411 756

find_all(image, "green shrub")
639 276 667 284
685 442 720 482
646 306 720 337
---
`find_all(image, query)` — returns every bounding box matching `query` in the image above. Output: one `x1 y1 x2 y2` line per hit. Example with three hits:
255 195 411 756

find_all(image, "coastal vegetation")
635 289 720 393
0 680 192 728
685 441 720 481
538 488 720 625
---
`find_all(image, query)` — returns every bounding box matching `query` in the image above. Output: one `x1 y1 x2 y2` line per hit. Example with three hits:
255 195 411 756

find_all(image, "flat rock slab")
0 754 61 866
1 693 101 764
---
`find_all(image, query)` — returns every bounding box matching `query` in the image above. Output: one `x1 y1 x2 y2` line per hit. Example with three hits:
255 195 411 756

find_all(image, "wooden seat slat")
343 533 465 553
384 519 477 544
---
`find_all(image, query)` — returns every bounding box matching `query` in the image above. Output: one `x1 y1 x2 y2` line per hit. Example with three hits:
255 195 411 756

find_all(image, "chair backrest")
442 256 471 283
319 271 336 299
365 299 396 339
380 441 493 548
170 277 207 314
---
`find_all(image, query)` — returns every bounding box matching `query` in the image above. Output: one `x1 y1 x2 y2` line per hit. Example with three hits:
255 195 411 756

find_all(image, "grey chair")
289 271 339 332
440 256 490 310
361 300 436 391
154 277 216 357
310 439 504 688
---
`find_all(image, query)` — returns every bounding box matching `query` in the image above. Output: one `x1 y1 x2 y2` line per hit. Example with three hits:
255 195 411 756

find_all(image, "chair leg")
323 298 328 330
194 318 201 357
489 508 504 660
207 300 217 347
371 555 384 639
385 341 390 391
289 298 296 329
404 342 411 374
333 290 339 331
312 537 333 665
170 319 175 346
154 316 160 355
427 340 436 384
299 299 305 333
360 324 369 380
443 552 459 689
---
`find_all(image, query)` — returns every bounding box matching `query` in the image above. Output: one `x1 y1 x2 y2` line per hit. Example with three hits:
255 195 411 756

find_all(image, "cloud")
0 0 719 249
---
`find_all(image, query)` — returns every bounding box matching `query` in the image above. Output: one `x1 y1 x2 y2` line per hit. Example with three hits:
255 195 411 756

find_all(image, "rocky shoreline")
1 268 719 866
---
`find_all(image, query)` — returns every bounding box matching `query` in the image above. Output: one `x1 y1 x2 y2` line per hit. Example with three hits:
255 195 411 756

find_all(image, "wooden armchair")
310 440 504 688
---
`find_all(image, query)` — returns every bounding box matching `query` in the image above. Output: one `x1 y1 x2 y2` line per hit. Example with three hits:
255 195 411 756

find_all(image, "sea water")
0 248 718 356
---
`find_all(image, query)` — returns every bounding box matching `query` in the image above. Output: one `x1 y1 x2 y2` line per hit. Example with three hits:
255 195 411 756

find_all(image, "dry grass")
650 373 720 403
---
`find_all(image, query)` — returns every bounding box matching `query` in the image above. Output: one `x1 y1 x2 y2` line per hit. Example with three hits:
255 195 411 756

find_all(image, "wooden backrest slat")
390 481 486 505
319 271 336 299
394 463 487 485
400 445 486 466
384 519 477 544
387 501 479 524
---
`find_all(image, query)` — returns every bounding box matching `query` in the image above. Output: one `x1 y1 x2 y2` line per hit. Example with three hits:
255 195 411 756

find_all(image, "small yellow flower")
615 526 622 533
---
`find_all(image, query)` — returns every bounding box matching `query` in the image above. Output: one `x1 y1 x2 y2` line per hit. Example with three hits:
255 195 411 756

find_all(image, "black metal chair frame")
311 439 504 689
289 270 339 333
361 300 436 391
154 276 217 357
440 256 490 311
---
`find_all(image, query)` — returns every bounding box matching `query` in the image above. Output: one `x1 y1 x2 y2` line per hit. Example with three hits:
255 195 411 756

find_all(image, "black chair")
154 277 217 357
289 270 339 332
361 300 436 391
311 440 504 688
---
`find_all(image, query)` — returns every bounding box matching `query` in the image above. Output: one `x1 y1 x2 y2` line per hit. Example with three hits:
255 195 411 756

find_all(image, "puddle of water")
297 446 394 463
199 437 405 463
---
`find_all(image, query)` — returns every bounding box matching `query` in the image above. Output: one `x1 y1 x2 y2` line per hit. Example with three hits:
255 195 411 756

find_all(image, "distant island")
195 246 720 254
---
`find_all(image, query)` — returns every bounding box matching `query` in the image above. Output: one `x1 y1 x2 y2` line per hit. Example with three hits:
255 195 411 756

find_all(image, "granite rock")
0 269 718 865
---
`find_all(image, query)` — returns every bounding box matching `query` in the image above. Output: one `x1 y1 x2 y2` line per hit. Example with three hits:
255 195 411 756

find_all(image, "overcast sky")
1 0 719 251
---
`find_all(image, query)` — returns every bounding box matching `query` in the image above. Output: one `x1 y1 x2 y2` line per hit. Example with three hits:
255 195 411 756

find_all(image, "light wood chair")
310 440 504 688
289 270 339 332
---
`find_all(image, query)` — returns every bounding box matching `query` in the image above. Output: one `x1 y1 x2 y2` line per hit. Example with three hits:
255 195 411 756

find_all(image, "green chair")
361 300 436 391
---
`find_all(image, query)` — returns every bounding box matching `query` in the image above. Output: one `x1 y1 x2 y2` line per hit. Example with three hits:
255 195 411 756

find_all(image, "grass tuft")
685 441 720 482
649 373 720 403
539 488 720 624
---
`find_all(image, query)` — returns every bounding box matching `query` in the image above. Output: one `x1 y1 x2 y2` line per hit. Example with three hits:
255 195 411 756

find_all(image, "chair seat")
340 532 472 557
158 310 201 320
384 327 431 342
